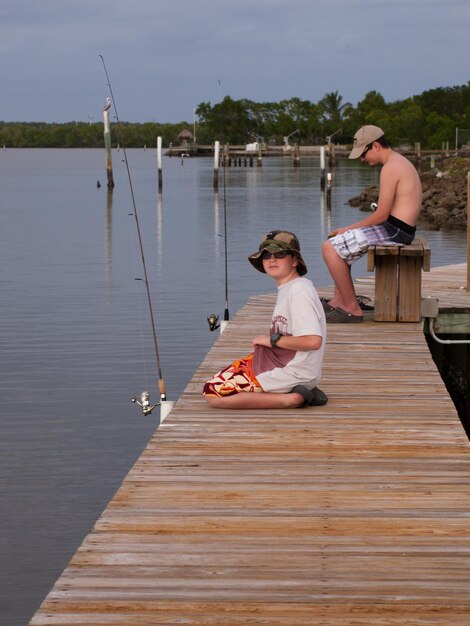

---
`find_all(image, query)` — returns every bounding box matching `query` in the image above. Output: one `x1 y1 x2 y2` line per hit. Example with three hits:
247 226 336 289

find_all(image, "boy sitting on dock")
203 230 327 409
322 125 422 323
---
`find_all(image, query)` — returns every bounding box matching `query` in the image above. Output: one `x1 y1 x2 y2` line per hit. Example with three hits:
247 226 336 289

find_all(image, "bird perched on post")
102 97 112 112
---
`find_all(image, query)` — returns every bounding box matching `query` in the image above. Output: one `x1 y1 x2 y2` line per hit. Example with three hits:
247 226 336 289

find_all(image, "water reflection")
214 191 221 256
104 188 113 288
320 189 332 235
156 191 163 276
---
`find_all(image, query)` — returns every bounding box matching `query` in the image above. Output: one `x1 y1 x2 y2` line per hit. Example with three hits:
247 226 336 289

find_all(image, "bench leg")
398 256 422 322
374 256 398 321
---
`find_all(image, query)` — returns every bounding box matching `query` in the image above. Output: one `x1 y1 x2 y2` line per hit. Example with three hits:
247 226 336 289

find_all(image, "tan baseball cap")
349 125 384 159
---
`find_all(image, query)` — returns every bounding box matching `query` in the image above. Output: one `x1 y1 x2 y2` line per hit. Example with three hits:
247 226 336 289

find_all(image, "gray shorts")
329 222 415 265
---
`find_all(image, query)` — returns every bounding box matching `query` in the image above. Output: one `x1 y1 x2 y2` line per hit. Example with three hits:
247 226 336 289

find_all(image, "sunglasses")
261 250 292 261
361 144 372 159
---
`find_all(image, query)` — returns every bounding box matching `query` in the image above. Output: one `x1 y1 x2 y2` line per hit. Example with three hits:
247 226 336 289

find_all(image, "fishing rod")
208 82 230 333
220 81 230 327
222 138 229 325
99 54 168 414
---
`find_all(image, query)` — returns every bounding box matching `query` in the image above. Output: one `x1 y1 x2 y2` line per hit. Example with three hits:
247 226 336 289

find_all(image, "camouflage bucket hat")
248 230 308 276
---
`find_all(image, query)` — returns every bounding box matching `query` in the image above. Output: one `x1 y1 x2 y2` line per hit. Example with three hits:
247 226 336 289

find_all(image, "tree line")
1 83 470 149
0 120 190 149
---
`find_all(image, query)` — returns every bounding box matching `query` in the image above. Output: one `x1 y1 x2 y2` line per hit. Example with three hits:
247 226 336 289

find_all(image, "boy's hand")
252 335 271 348
329 226 350 238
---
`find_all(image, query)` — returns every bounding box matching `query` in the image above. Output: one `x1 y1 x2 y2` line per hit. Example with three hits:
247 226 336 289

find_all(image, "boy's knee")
322 239 335 260
290 392 306 408
204 395 221 407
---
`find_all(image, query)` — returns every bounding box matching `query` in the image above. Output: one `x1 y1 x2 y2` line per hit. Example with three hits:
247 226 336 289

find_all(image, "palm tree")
319 91 351 126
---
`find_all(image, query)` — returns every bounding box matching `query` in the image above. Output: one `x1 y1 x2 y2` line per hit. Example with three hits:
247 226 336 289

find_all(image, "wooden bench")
367 237 431 322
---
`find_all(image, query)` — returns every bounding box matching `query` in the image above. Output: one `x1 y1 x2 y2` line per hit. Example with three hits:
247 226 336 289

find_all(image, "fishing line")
99 54 167 405
217 80 230 324
222 127 229 324
128 208 151 391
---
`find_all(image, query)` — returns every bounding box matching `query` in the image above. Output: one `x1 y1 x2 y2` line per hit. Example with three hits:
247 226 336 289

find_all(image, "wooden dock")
30 265 470 625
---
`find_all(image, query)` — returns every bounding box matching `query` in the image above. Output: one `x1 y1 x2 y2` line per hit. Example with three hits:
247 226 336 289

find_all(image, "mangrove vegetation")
1 83 470 149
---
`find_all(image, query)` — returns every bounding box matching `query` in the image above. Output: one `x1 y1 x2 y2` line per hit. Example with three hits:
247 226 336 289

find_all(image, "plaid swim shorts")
203 353 263 397
329 221 414 265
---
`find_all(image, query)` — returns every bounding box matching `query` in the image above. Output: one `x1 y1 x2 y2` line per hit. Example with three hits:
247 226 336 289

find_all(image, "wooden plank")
398 255 422 322
399 238 424 257
420 237 431 271
367 247 376 272
374 254 398 321
373 245 401 256
29 263 470 626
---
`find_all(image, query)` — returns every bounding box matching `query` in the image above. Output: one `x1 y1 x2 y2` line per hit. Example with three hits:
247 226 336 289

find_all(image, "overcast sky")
1 0 469 124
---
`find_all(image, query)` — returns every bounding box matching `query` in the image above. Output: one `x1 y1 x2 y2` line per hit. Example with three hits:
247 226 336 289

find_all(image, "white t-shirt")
252 277 326 393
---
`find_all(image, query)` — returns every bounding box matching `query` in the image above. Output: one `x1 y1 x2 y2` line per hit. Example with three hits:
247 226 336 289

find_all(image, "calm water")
0 149 467 624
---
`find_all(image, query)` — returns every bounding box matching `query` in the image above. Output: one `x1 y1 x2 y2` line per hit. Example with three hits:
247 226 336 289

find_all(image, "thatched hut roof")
178 129 193 140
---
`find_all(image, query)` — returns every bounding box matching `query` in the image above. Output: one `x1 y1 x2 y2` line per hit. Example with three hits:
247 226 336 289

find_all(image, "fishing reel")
207 313 220 332
131 390 159 416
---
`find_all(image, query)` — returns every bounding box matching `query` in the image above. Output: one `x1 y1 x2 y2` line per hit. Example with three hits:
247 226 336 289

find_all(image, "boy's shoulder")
291 276 314 288
282 276 315 295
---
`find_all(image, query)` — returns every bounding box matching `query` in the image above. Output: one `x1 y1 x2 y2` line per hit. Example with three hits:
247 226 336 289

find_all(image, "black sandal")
292 385 328 407
320 297 334 312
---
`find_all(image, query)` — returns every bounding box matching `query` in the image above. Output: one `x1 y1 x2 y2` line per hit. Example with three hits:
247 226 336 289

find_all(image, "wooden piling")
223 144 229 167
415 142 421 160
328 143 335 167
103 108 115 188
320 146 326 189
213 141 220 190
157 136 163 191
326 172 332 208
293 143 300 167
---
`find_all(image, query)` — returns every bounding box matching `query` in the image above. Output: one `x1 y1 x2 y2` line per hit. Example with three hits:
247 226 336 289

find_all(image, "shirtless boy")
322 125 422 323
